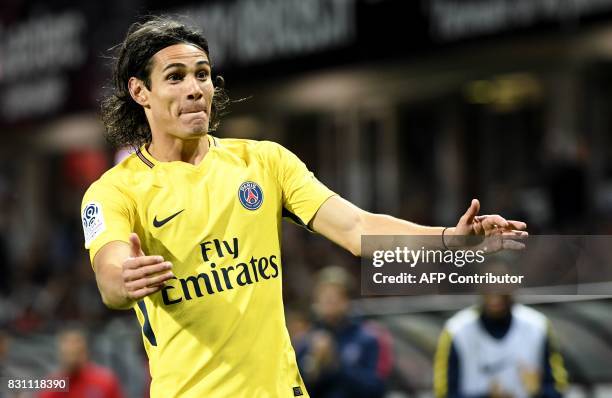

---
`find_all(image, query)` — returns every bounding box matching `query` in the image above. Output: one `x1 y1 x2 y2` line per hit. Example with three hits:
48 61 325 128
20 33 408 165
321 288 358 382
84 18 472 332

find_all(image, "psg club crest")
238 181 264 210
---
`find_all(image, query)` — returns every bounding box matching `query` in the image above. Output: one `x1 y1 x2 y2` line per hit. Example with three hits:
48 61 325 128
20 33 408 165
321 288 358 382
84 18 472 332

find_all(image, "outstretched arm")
311 196 527 256
93 233 175 309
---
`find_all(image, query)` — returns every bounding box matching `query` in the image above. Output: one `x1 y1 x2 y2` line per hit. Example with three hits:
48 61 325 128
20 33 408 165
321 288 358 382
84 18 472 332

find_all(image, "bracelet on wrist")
442 227 450 250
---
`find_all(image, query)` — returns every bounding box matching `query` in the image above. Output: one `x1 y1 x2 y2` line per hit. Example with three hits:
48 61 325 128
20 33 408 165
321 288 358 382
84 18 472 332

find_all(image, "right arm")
93 233 174 310
82 181 174 309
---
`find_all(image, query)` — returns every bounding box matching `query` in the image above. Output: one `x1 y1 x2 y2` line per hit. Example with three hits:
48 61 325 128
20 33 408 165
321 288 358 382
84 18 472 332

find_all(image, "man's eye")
197 70 210 80
167 73 182 81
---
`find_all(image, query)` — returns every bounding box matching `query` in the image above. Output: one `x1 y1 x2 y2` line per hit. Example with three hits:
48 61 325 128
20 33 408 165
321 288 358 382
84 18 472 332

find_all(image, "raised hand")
450 199 528 252
121 233 175 301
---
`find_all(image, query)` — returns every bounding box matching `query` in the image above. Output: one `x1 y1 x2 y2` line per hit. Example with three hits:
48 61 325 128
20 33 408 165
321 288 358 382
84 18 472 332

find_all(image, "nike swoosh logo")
153 210 184 228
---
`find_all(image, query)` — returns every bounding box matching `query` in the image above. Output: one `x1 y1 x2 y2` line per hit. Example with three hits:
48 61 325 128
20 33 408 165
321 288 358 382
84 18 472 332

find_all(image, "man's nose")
186 76 203 100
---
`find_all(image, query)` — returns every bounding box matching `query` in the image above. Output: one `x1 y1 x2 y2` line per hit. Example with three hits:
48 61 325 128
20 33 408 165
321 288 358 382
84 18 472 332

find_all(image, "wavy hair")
101 16 229 148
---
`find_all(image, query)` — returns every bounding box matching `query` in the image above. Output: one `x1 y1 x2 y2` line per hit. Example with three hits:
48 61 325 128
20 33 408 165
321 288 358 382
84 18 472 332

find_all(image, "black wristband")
442 227 450 250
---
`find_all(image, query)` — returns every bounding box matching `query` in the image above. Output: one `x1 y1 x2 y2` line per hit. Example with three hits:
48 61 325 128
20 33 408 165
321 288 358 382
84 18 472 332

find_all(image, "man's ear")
128 77 149 107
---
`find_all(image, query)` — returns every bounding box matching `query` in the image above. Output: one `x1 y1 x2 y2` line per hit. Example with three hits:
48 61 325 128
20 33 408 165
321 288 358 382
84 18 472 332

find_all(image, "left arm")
311 196 527 257
268 141 526 256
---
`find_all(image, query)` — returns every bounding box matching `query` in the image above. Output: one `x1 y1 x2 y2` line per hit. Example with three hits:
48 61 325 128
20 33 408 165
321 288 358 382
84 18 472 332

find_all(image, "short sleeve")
81 179 135 264
263 142 336 228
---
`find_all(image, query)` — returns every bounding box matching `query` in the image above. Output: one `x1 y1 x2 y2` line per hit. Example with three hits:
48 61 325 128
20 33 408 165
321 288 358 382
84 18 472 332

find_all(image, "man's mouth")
182 109 206 115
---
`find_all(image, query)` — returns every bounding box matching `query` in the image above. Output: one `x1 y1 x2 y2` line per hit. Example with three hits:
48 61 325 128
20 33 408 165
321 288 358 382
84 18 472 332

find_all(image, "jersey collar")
135 135 218 169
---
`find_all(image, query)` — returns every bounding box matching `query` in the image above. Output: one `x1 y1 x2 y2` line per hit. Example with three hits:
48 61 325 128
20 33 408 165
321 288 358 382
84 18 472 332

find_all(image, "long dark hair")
101 16 229 148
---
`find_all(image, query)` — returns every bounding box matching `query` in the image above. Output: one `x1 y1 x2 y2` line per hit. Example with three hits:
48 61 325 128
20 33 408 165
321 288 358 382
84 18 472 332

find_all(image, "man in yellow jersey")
81 17 527 398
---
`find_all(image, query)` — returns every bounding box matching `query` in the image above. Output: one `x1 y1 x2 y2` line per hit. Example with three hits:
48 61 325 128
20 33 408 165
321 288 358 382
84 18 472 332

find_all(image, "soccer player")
81 17 527 398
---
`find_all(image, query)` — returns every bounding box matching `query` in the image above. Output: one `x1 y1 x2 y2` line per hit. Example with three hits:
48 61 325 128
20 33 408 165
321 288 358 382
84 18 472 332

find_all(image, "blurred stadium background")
1 0 612 396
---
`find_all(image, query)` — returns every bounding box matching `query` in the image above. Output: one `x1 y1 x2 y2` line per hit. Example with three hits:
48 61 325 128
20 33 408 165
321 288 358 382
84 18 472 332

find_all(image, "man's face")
482 294 512 319
139 43 214 140
58 331 88 373
313 283 350 326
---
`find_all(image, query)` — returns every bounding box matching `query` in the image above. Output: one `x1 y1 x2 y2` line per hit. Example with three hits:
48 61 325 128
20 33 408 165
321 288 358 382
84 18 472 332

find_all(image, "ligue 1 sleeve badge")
238 181 264 210
82 202 105 248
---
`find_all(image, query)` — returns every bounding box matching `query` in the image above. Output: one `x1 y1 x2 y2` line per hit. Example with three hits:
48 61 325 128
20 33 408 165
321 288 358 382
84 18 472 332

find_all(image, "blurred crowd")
2 2 612 395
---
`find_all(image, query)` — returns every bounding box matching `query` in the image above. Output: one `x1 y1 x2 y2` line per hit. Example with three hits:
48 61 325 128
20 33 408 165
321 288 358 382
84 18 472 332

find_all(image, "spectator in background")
434 294 568 398
39 328 124 398
296 266 392 398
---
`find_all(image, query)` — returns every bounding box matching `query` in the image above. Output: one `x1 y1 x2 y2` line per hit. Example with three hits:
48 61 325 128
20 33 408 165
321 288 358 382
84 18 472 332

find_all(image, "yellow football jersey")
81 135 336 398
